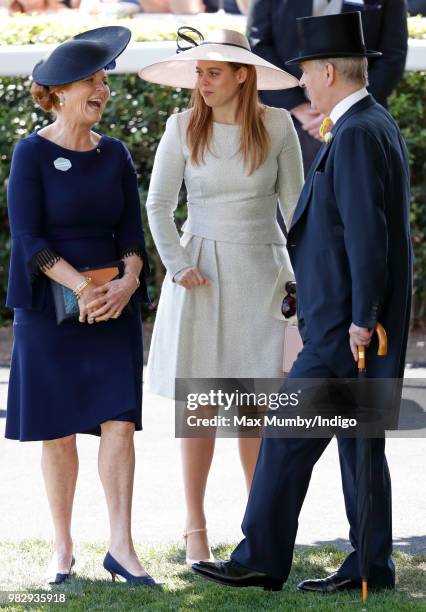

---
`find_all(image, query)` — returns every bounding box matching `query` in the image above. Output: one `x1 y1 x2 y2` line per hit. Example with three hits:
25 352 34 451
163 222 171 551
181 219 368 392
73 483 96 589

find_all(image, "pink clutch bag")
283 324 303 373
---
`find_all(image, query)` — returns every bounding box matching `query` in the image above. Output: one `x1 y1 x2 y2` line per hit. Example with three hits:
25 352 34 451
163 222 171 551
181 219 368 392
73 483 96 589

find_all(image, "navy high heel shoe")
103 552 158 586
48 556 75 585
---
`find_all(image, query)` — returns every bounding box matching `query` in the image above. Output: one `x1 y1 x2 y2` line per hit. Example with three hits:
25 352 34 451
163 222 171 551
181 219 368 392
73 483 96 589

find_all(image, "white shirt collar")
329 87 369 125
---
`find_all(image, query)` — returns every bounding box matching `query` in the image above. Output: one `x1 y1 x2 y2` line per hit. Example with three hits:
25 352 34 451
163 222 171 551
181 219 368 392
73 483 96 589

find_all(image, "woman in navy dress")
5 27 157 586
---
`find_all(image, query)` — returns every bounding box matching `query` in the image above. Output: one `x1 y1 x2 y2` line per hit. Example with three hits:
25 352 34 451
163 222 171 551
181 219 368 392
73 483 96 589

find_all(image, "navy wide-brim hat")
32 26 131 87
286 12 382 66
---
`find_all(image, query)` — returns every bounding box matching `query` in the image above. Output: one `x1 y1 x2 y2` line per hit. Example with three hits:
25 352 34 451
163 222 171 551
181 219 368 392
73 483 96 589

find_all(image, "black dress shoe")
192 559 283 591
297 572 360 593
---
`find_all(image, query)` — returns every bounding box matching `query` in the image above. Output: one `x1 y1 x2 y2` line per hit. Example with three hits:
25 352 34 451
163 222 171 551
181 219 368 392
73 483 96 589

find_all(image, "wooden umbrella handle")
375 322 387 356
358 346 366 370
357 322 387 370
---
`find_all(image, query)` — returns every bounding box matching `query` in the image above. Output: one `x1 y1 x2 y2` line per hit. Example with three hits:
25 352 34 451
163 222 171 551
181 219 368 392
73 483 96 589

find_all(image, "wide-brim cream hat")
139 27 299 91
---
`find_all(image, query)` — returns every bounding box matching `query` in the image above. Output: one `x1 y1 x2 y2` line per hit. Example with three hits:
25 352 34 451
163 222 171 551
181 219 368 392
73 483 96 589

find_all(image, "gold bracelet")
73 276 92 300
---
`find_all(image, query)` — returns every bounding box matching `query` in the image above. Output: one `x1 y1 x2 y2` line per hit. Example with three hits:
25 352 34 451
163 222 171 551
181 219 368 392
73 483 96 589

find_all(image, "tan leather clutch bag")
85 266 120 285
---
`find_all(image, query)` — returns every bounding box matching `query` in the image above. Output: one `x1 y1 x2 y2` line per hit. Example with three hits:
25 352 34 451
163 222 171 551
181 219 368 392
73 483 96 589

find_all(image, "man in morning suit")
247 0 408 172
192 12 412 595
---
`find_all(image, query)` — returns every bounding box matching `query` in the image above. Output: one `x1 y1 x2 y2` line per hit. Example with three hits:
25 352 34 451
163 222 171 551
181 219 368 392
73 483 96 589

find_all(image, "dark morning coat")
247 0 408 109
287 94 412 382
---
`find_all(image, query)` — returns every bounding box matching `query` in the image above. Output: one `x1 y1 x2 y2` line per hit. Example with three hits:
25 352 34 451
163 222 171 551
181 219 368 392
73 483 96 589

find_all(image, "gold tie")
319 116 334 142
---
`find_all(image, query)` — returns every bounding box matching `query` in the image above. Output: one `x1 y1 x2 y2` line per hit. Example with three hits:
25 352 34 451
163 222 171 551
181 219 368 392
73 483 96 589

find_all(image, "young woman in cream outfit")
139 28 304 565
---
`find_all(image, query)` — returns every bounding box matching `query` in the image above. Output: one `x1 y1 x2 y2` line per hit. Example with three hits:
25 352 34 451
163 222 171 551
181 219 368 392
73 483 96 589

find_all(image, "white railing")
0 38 425 77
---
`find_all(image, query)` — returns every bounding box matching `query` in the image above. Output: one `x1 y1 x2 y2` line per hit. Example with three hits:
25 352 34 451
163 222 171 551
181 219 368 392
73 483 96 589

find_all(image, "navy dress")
5 132 150 441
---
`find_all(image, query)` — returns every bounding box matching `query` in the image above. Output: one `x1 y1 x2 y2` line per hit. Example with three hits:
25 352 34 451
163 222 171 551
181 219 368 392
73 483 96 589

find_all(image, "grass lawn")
0 541 424 611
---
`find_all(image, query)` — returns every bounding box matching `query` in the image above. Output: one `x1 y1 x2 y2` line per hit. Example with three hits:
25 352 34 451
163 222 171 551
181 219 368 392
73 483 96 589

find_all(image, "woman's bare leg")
41 434 78 572
181 417 216 562
98 420 147 576
238 436 262 493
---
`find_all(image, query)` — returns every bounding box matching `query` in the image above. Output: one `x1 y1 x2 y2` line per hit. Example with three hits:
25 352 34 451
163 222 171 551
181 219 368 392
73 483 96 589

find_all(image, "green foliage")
407 15 426 39
389 71 426 326
0 16 425 324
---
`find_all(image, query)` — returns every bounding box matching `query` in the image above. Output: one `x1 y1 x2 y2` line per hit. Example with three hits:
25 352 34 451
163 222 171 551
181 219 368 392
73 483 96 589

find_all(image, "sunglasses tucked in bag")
269 272 303 373
281 282 303 373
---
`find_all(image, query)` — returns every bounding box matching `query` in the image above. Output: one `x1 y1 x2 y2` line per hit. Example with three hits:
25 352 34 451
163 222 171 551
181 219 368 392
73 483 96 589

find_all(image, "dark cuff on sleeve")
120 245 144 260
29 248 61 276
119 244 151 304
353 301 380 330
119 244 151 277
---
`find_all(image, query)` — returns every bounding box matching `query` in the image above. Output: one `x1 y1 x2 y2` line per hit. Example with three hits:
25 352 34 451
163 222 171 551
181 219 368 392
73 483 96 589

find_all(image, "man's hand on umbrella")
349 323 374 362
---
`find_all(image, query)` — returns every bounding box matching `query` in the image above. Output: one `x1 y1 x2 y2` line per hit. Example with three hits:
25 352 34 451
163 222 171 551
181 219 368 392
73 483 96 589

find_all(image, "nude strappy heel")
183 528 215 566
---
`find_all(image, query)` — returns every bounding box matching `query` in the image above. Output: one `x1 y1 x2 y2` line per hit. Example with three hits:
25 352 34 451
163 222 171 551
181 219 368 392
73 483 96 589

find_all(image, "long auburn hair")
186 63 270 176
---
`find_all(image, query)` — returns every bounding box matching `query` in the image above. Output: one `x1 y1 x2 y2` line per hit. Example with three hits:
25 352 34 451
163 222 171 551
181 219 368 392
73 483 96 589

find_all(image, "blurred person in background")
247 0 408 173
71 0 142 14
137 0 169 11
407 0 426 14
166 0 249 13
7 0 142 13
202 0 248 13
8 0 65 12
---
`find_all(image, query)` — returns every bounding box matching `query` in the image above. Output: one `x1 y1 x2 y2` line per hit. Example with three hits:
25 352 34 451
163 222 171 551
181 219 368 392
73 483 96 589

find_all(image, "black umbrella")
356 322 387 605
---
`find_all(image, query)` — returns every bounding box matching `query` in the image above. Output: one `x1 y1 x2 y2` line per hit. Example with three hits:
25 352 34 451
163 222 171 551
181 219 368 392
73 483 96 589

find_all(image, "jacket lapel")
289 95 375 231
289 143 331 229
